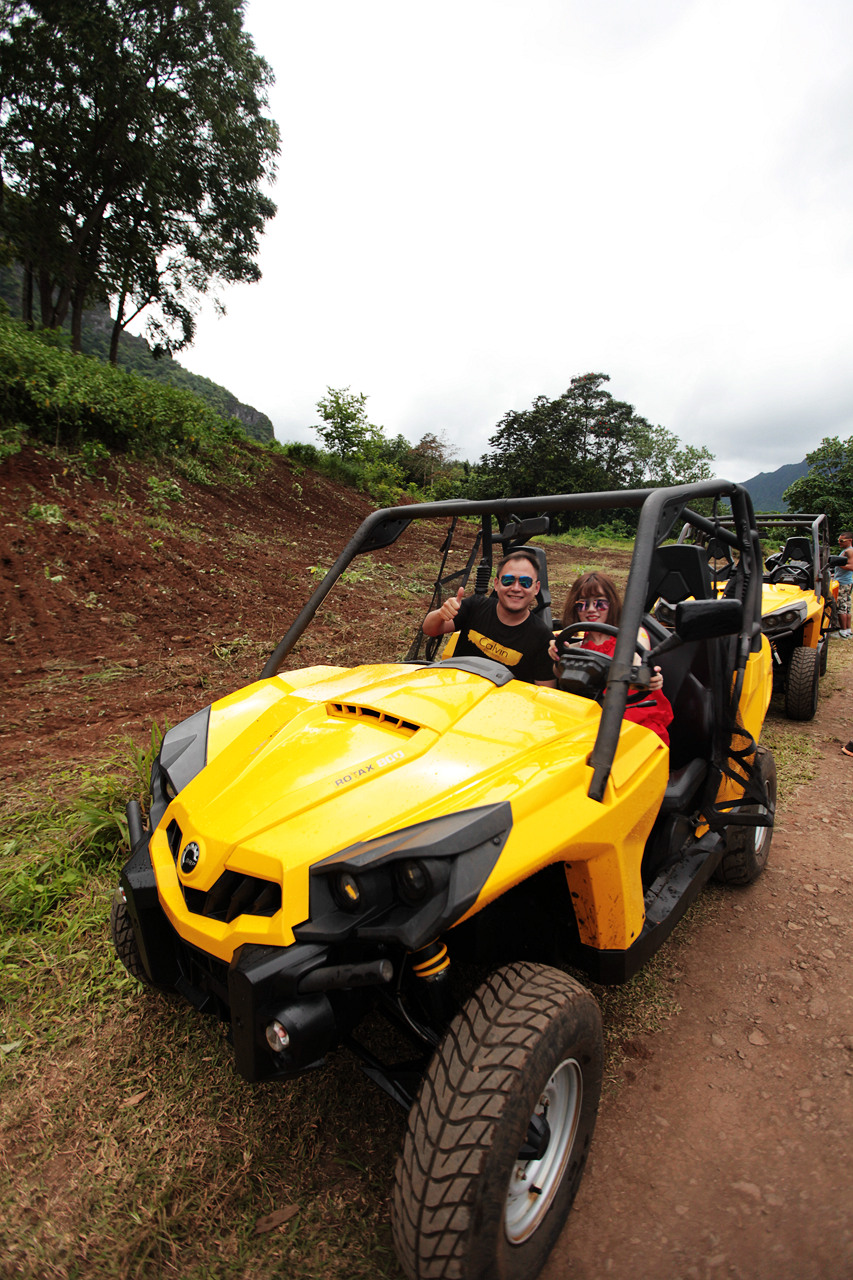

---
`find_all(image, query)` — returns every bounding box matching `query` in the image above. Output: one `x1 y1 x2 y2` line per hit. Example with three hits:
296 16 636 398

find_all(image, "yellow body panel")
709 636 773 816
761 582 823 648
155 666 671 961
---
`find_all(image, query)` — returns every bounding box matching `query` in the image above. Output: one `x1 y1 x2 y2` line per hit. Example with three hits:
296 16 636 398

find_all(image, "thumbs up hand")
440 586 465 624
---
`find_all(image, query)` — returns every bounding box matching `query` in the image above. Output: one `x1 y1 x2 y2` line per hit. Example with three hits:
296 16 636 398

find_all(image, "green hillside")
0 267 274 444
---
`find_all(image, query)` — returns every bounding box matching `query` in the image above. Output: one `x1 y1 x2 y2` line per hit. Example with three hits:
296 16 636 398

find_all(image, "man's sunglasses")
499 573 535 588
576 597 609 612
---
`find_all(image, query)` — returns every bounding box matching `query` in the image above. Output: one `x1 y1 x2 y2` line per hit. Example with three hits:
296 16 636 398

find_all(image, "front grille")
327 702 419 735
167 819 182 861
183 869 282 923
175 940 230 1018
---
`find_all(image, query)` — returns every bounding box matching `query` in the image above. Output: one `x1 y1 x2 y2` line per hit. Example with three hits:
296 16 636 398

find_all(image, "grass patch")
759 717 822 805
0 733 403 1279
543 527 636 550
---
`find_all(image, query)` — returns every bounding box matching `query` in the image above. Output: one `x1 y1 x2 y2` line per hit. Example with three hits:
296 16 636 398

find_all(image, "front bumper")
120 841 345 1083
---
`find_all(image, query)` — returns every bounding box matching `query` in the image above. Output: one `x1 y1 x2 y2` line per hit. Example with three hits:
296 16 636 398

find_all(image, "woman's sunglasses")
499 574 534 588
576 597 609 612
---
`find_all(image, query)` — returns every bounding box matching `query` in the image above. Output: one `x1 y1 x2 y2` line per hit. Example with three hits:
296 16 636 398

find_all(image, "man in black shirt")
422 550 556 686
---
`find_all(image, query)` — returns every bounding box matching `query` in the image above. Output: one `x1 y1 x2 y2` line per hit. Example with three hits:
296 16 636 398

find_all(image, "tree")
472 374 714 523
784 436 853 532
478 373 647 500
312 387 381 459
631 423 715 489
0 0 279 359
404 431 458 492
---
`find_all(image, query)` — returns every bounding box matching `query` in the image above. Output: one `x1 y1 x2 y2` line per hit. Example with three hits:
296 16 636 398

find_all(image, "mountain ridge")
737 458 808 512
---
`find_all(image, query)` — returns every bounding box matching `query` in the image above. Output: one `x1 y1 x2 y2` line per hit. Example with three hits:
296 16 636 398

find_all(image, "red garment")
580 633 673 745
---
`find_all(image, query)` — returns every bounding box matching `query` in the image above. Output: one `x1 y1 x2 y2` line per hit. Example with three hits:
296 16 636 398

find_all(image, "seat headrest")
646 544 714 610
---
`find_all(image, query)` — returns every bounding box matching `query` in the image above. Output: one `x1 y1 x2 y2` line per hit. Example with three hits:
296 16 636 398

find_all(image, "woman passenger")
549 571 673 744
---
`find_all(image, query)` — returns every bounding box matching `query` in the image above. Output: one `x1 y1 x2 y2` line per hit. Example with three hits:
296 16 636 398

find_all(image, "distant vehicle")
113 481 776 1280
680 512 832 720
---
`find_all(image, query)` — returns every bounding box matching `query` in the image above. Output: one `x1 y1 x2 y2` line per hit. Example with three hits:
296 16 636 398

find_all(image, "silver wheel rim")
504 1057 582 1244
753 803 771 856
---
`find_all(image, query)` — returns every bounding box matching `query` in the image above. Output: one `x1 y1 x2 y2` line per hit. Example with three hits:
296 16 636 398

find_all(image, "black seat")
655 642 715 772
645 544 714 612
644 546 717 775
779 536 813 568
705 536 735 585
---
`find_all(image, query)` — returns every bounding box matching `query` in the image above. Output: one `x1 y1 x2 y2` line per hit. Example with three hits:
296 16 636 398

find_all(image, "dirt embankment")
1 447 403 789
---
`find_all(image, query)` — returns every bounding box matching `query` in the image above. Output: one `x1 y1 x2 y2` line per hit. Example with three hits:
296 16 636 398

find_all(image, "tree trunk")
70 288 85 353
109 308 124 365
22 263 34 327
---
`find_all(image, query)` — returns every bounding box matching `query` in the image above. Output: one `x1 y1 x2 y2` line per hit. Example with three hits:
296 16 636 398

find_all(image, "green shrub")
0 420 23 462
281 441 321 467
26 501 63 522
0 725 164 930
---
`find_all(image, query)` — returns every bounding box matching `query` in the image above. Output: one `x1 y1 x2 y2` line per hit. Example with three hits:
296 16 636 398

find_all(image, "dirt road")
544 647 853 1280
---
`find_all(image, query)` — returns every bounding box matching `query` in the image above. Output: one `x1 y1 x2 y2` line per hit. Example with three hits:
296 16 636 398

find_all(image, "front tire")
111 892 155 986
715 746 776 885
785 645 819 720
391 962 603 1280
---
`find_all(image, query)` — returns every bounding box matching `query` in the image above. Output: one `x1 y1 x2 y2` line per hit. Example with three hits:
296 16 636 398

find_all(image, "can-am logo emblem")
180 841 200 874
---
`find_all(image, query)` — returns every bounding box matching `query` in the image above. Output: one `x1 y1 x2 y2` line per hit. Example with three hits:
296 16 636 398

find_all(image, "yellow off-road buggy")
685 512 833 721
113 480 775 1280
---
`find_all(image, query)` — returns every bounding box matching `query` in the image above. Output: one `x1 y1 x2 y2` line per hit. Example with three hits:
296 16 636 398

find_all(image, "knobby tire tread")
391 961 601 1280
110 897 152 986
785 645 819 721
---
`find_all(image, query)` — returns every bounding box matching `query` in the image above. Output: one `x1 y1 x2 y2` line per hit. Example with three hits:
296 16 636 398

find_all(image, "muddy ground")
2 446 851 1279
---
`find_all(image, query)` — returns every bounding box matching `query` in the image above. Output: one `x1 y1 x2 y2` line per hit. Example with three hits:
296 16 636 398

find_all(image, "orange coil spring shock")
409 940 453 1027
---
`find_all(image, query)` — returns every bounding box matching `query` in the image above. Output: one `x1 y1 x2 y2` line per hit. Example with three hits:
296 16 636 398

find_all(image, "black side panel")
159 706 210 793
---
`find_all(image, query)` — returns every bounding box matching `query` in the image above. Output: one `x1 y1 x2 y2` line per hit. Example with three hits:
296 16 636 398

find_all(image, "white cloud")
177 0 853 484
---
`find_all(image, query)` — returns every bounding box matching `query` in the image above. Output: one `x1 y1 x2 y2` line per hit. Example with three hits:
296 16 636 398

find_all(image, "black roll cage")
681 511 830 600
260 480 764 805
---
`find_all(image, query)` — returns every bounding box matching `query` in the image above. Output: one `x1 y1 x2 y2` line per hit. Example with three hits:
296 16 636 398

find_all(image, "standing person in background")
422 550 556 686
834 532 853 638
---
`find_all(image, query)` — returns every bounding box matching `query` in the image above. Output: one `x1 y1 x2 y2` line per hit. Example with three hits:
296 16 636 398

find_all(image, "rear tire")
391 962 603 1280
715 746 776 885
785 645 819 720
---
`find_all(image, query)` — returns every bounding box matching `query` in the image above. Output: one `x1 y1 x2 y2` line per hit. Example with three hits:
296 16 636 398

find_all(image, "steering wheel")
554 622 653 703
768 563 810 589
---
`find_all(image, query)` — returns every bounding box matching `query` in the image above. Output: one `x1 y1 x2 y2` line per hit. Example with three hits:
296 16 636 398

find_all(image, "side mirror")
502 516 550 540
675 597 743 641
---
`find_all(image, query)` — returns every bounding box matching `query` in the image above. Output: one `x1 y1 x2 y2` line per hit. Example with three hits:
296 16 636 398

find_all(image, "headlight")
761 601 807 633
395 859 431 904
333 871 362 911
295 803 512 952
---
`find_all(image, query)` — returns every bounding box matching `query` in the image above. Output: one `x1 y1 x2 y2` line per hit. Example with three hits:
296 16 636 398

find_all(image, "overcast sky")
177 0 853 483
